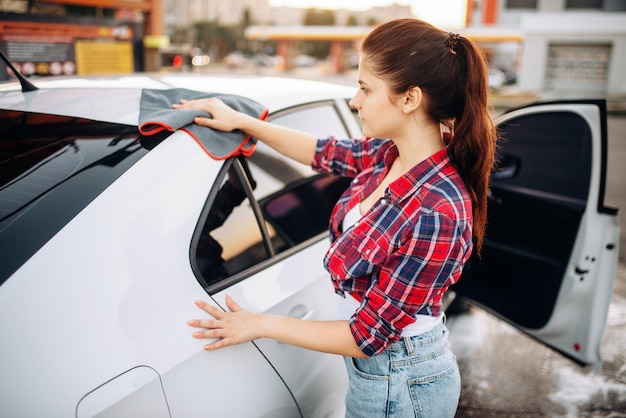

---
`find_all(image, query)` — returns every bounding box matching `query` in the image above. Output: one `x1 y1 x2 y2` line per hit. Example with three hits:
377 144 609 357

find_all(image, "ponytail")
447 35 497 255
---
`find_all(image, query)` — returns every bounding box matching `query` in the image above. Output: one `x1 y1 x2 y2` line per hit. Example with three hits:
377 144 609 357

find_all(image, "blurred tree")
241 7 252 29
302 8 335 59
303 8 336 26
172 26 190 44
193 20 238 59
236 7 252 52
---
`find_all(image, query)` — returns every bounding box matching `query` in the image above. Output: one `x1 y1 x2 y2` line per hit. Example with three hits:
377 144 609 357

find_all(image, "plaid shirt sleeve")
312 137 389 178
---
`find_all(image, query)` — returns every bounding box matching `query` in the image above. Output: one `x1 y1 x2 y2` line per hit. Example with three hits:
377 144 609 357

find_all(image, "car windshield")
0 110 165 286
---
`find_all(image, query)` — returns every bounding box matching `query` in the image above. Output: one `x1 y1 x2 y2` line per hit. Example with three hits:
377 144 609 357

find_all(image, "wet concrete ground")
448 265 626 417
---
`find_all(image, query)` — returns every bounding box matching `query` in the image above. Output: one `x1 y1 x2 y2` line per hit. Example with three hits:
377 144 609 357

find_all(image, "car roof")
0 73 356 126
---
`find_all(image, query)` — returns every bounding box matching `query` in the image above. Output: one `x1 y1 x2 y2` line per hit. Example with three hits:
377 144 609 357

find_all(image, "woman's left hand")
188 295 260 350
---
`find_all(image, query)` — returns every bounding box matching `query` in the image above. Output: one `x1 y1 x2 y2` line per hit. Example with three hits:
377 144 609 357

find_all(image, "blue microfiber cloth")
138 88 268 160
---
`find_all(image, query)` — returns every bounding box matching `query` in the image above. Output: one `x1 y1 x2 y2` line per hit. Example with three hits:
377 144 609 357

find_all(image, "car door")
190 100 359 417
452 100 620 370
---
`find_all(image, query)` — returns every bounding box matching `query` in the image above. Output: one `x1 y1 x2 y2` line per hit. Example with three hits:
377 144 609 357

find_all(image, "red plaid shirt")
312 137 473 356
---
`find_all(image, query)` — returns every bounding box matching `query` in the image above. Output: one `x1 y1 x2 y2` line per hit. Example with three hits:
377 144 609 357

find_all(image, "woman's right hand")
174 96 318 166
172 98 247 132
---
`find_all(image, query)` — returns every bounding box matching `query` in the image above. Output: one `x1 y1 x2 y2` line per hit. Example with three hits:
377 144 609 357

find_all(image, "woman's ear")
402 86 422 113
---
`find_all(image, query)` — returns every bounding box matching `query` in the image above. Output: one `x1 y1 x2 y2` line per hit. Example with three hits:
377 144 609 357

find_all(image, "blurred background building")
1 0 625 104
490 0 625 102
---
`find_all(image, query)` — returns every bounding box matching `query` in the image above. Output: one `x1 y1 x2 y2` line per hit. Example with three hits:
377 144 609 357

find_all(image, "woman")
176 18 497 418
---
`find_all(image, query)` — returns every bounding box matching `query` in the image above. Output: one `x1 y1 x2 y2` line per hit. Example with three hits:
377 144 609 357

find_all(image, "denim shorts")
343 321 460 418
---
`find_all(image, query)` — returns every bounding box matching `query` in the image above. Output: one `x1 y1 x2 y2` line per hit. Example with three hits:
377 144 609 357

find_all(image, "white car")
0 70 620 417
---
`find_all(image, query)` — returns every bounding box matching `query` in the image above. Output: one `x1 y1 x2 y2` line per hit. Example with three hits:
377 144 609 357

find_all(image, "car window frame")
190 100 354 294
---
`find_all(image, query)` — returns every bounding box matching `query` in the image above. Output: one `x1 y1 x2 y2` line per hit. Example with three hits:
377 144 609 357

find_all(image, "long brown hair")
361 18 497 255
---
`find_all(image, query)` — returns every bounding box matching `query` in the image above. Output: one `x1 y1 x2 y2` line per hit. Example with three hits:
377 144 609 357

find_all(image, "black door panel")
453 105 594 330
454 185 585 329
492 111 592 200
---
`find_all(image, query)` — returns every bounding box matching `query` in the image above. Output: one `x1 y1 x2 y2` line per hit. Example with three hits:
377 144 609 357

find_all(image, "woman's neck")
392 121 445 172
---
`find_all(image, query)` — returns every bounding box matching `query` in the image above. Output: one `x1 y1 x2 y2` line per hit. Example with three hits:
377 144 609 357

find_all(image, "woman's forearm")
189 297 368 358
236 113 318 165
258 314 368 358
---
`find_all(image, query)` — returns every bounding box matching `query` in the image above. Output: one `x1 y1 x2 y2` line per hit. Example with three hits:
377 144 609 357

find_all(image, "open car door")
452 100 620 370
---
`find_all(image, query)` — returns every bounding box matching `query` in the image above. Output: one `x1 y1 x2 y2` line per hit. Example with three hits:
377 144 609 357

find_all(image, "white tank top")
337 204 441 336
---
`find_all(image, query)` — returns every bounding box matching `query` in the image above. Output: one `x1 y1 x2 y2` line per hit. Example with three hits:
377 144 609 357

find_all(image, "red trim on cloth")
138 121 173 136
181 107 269 160
139 107 269 160
182 128 256 160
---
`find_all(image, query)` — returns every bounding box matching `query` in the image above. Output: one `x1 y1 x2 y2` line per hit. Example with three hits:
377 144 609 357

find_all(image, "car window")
0 110 158 286
270 102 350 140
195 159 275 287
260 174 352 246
192 102 352 291
494 111 592 201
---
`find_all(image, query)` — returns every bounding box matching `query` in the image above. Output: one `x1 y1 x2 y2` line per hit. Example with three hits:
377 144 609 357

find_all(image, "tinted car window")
193 103 351 290
195 160 273 287
260 174 352 246
0 110 154 285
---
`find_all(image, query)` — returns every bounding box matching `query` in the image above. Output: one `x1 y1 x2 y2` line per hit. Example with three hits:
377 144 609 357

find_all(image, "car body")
0 72 620 417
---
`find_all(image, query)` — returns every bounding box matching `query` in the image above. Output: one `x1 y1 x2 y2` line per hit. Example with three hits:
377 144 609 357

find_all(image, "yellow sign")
75 40 134 75
0 21 133 39
143 35 169 49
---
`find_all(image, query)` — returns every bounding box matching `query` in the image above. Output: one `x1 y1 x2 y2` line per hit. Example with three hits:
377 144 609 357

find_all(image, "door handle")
574 266 589 275
288 304 314 320
276 305 314 343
